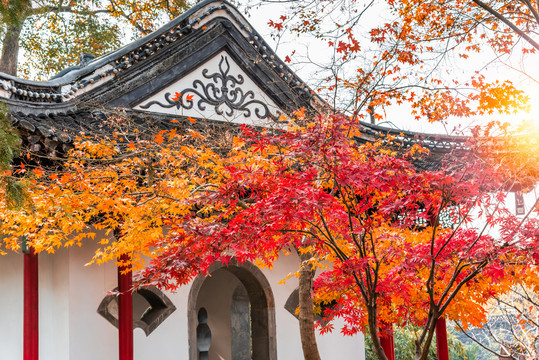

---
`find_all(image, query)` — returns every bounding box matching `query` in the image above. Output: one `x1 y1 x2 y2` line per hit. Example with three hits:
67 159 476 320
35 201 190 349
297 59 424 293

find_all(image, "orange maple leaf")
186 94 194 101
60 173 71 184
32 168 43 177
171 92 182 102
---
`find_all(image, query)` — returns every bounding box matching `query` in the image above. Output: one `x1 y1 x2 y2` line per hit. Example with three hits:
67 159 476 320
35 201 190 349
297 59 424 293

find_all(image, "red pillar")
118 254 133 360
436 317 449 360
379 324 395 360
24 247 39 360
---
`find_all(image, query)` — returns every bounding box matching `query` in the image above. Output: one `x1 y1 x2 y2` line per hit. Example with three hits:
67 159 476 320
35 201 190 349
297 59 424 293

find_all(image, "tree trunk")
414 316 438 360
367 305 389 360
0 24 23 76
298 251 322 360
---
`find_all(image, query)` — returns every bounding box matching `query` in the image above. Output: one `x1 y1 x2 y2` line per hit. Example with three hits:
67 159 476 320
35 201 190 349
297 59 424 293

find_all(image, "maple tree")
0 112 238 265
4 108 537 360
260 0 536 124
387 0 539 54
0 0 190 79
135 113 539 360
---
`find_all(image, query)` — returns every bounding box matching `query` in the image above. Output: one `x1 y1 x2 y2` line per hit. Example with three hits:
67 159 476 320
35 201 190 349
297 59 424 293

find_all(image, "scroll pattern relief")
140 55 281 121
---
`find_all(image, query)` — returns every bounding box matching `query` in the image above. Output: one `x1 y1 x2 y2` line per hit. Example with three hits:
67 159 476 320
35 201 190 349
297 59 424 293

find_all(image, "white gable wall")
135 51 283 126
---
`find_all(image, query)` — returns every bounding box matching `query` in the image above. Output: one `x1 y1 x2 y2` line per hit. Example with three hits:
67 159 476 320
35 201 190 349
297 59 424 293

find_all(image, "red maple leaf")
336 41 348 54
268 20 284 31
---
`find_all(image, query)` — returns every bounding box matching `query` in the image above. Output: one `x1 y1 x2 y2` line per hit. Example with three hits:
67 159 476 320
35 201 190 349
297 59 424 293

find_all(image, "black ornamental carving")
140 55 280 121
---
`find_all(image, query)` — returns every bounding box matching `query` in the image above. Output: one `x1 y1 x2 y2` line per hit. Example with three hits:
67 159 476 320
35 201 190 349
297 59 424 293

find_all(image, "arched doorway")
188 261 277 360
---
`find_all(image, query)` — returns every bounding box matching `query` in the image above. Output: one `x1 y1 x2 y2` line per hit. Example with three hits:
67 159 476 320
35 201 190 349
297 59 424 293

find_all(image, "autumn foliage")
0 104 537 360
134 114 539 360
0 114 238 267
1 1 538 359
265 0 536 124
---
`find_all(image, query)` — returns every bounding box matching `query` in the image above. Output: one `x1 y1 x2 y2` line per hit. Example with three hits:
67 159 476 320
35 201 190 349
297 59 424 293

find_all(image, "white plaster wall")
0 241 193 360
134 283 191 360
1 243 364 360
60 234 193 360
0 251 23 359
0 249 73 360
65 240 193 360
66 242 118 360
39 248 70 360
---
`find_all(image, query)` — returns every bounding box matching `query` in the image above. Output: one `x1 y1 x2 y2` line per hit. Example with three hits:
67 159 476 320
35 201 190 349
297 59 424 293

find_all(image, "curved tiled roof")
2 0 471 163
357 120 469 153
0 0 315 110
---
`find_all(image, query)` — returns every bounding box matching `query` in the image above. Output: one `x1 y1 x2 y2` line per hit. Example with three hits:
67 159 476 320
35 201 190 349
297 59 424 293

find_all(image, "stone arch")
188 260 277 360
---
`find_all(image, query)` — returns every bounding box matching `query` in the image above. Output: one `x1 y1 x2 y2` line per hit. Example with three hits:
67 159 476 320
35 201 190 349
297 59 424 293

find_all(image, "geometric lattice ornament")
97 286 176 336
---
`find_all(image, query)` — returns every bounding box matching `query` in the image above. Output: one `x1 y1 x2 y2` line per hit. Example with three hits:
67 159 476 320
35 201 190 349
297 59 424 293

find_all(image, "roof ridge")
0 0 317 109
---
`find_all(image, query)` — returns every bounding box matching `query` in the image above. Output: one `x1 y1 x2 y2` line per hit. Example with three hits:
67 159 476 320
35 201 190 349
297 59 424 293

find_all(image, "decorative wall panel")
136 52 282 125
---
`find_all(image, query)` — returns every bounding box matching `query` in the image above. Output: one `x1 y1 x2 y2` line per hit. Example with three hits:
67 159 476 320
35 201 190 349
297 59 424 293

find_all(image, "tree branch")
31 5 111 16
472 0 539 50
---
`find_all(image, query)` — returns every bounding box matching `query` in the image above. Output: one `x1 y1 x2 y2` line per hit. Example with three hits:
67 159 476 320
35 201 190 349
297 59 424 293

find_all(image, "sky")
233 0 539 136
